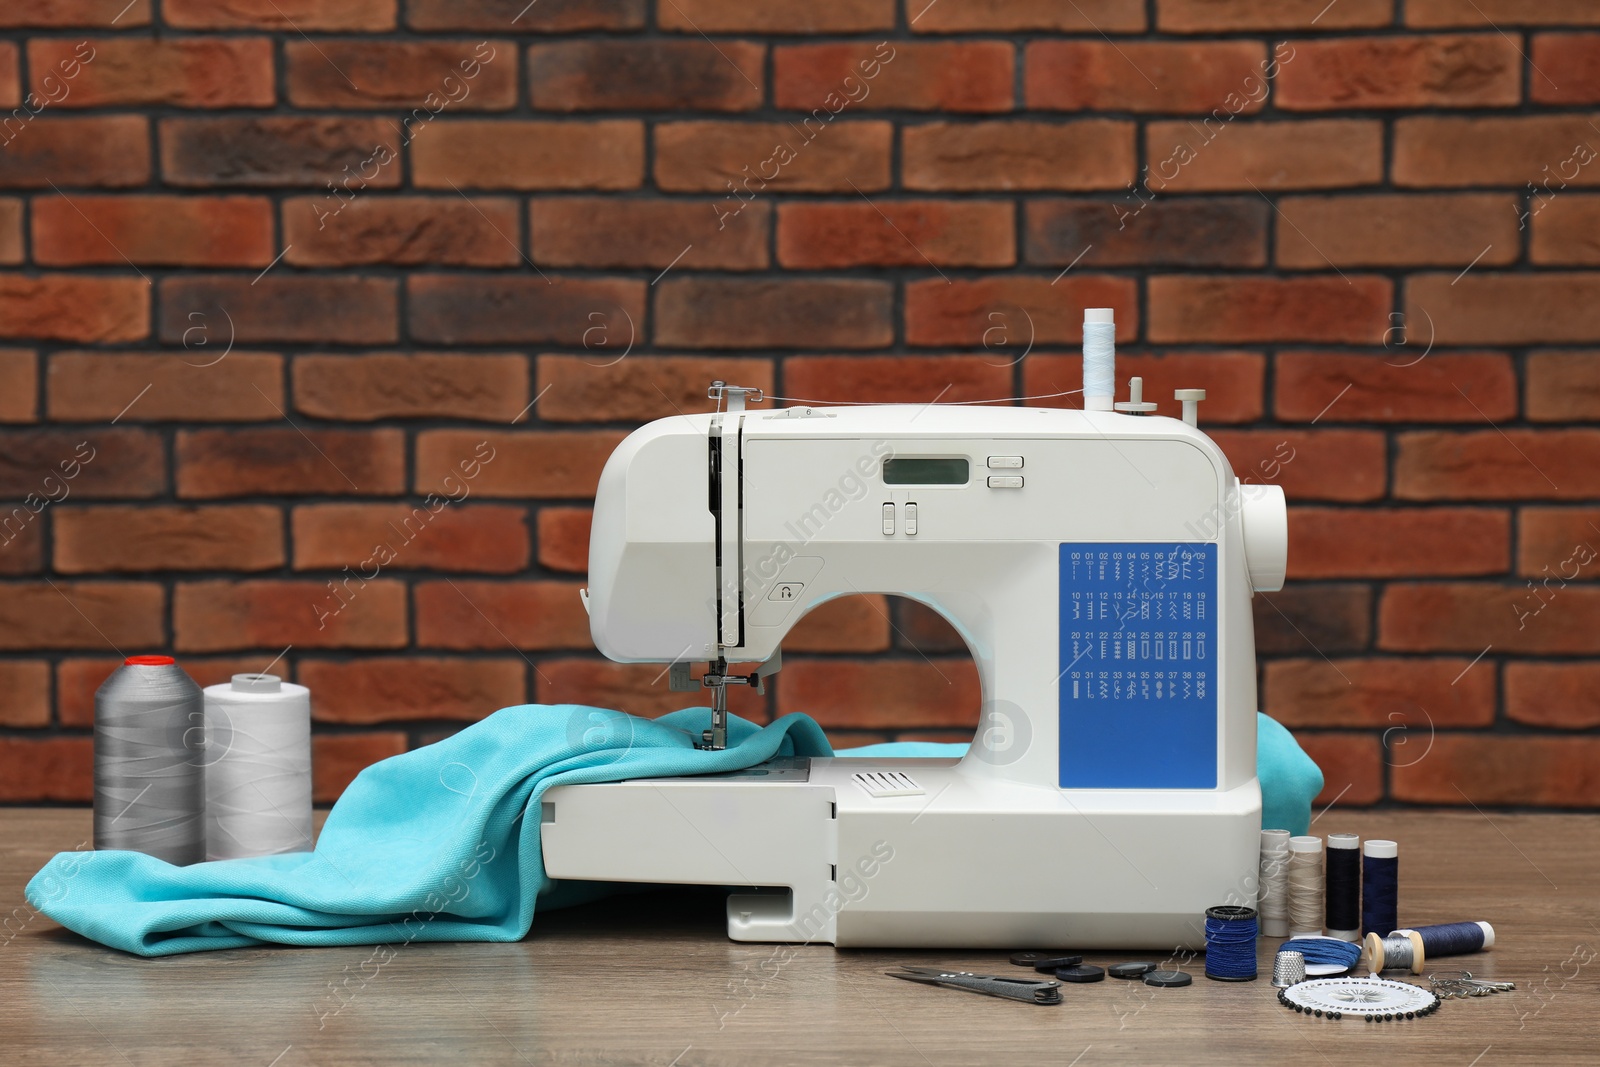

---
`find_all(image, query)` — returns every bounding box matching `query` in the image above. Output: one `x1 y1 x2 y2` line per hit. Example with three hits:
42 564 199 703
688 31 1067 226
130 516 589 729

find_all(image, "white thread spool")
1287 835 1325 938
203 673 314 861
1082 308 1115 411
1259 829 1291 938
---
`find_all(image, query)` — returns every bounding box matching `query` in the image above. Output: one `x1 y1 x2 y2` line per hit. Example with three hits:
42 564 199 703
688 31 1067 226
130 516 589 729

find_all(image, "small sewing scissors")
887 967 1063 1005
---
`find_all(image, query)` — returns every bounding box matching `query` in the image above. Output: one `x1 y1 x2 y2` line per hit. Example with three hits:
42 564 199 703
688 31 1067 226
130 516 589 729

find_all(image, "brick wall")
3 0 1599 810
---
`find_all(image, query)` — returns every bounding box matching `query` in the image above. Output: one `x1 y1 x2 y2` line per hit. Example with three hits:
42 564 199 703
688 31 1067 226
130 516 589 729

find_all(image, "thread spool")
1082 308 1116 411
1272 950 1307 988
1287 835 1325 937
1204 905 1259 982
1324 833 1361 942
1259 829 1291 938
1369 921 1495 974
1362 930 1426 974
94 655 206 865
203 673 314 861
1362 839 1399 939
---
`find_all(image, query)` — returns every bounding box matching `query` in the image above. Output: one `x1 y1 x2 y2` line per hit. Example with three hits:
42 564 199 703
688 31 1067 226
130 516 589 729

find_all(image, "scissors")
887 967 1063 1005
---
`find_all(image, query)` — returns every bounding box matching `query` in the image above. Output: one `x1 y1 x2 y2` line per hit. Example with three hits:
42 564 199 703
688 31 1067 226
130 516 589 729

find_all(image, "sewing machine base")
540 757 1260 949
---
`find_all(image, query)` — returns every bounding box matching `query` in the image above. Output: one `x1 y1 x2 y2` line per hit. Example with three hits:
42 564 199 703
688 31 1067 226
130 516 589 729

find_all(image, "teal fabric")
29 706 1320 957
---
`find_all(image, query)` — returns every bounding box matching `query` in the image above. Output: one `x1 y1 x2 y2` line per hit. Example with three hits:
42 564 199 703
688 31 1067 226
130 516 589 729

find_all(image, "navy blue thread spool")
1395 921 1494 968
1361 839 1398 939
1204 905 1259 982
1325 833 1361 942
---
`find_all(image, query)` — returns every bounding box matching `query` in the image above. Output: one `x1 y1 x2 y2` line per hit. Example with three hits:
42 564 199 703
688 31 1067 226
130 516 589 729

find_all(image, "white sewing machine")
542 309 1287 949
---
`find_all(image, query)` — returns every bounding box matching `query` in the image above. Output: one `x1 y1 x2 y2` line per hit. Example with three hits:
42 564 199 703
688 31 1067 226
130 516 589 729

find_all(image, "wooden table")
2 809 1595 1065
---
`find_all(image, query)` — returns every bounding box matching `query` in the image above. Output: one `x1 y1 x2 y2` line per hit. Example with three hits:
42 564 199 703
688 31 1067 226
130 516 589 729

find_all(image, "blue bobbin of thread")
1401 921 1495 958
1362 839 1399 938
1280 936 1363 972
1204 905 1259 982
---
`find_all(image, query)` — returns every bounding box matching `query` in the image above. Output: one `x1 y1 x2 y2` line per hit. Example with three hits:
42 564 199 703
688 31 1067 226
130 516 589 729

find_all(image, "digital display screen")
883 458 969 485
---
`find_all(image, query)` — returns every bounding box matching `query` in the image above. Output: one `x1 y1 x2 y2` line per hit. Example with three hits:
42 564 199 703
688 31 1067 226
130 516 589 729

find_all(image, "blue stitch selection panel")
1058 543 1218 789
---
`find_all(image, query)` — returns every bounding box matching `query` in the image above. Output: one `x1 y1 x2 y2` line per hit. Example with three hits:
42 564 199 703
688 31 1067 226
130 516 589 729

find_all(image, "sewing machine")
542 309 1287 949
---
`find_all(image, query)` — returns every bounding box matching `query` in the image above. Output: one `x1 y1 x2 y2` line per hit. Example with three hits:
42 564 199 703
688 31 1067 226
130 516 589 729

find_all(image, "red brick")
1210 429 1387 502
1275 352 1515 422
0 118 147 188
0 581 163 650
160 277 397 346
785 596 891 653
1025 197 1267 268
1144 120 1382 192
0 509 42 574
301 657 526 724
777 658 979 729
0 44 17 109
1407 1 1600 27
538 507 591 573
0 428 164 499
175 578 407 651
1027 40 1268 113
914 0 1144 32
0 349 36 421
0 738 93 801
314 733 408 804
176 428 405 499
416 431 625 499
1292 733 1382 808
535 355 774 422
1160 0 1391 31
48 351 282 422
0 199 19 263
535 659 766 718
1266 658 1495 728
160 117 400 190
1277 35 1519 110
0 1 150 27
413 120 642 191
284 196 519 268
1517 507 1600 579
1397 430 1600 501
292 503 529 574
163 0 395 29
408 0 644 31
657 278 891 350
1289 507 1509 578
293 353 528 422
660 0 893 32
408 276 643 346
906 276 1136 347
0 662 48 726
893 599 968 654
777 200 1012 269
1381 582 1600 653
1532 34 1600 104
1530 196 1600 265
529 40 760 112
783 356 1011 405
1393 116 1600 188
287 40 513 110
529 197 768 270
54 505 283 574
1505 662 1600 729
1150 276 1390 344
904 121 1134 192
415 580 590 650
32 37 273 109
776 42 1012 113
1391 736 1600 807
1527 352 1600 421
1023 351 1266 424
1275 194 1517 269
655 121 892 193
0 275 147 343
33 195 273 268
56 655 270 727
1410 273 1600 345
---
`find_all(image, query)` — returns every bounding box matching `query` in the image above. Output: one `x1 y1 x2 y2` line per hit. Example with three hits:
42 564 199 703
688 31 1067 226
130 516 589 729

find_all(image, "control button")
905 503 918 536
882 502 896 535
988 475 1024 489
988 456 1023 469
768 583 803 602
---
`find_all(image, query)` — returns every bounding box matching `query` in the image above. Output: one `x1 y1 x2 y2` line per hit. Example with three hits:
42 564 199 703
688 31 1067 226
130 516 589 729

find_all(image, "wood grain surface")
1 809 1595 1066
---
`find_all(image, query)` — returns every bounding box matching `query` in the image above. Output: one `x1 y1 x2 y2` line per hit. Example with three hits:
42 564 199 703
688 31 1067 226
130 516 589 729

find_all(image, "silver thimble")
1272 950 1307 988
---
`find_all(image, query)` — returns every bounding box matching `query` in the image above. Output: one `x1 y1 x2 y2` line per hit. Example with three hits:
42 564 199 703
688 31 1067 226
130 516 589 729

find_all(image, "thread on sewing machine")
94 656 206 865
1287 835 1325 937
1362 839 1399 939
1259 829 1291 938
203 674 314 861
1324 833 1361 942
1082 310 1116 411
1280 936 1363 972
1204 905 1259 981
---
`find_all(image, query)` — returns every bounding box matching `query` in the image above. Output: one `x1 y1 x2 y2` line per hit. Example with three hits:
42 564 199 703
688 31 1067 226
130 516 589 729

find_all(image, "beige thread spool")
1259 829 1291 938
1287 835 1325 938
